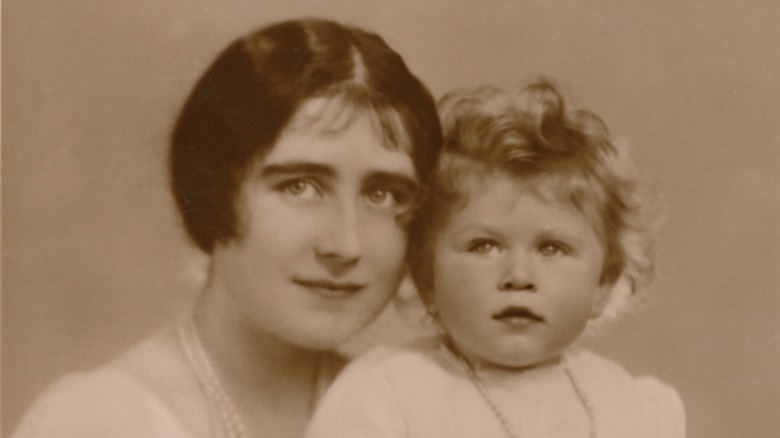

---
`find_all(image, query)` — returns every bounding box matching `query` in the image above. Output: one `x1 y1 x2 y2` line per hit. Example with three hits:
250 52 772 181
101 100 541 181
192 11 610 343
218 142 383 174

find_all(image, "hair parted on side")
170 19 442 253
408 78 664 327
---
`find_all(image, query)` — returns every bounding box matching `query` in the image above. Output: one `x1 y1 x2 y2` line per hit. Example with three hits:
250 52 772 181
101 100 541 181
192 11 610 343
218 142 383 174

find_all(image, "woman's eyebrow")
364 171 421 195
261 162 335 178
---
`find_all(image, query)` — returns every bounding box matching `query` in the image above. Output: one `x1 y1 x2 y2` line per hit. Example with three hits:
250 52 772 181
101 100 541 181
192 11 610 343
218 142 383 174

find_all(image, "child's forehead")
459 171 568 204
453 170 606 228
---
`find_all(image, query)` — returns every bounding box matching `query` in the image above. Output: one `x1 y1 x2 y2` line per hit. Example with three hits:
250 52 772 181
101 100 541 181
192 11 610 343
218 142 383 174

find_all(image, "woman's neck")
192 283 323 397
189 277 328 438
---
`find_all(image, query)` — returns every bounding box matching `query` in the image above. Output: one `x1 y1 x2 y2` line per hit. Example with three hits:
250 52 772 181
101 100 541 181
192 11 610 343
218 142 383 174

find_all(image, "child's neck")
443 336 565 376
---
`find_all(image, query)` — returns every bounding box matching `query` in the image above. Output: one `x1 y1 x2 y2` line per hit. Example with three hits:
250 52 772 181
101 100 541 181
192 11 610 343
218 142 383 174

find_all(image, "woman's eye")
538 241 567 256
280 179 320 199
365 187 408 211
468 240 498 254
367 188 391 205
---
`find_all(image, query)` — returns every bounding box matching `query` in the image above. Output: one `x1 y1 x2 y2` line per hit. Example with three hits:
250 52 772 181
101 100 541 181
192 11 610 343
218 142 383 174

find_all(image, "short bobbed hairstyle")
408 79 662 325
170 19 442 253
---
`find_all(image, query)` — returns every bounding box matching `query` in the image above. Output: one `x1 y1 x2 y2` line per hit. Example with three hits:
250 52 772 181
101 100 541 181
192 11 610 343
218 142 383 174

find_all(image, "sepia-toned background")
2 0 778 436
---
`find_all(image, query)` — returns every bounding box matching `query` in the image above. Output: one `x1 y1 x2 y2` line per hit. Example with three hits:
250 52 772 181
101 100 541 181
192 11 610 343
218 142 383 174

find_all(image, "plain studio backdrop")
2 0 778 436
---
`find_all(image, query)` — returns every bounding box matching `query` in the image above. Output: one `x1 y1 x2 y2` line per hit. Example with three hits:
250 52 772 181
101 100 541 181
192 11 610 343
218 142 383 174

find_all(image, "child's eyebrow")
452 223 502 239
261 162 335 179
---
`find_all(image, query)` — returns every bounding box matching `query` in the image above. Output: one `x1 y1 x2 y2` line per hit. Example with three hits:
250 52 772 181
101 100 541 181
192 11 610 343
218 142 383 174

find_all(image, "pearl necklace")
453 347 597 438
562 354 598 438
178 321 248 438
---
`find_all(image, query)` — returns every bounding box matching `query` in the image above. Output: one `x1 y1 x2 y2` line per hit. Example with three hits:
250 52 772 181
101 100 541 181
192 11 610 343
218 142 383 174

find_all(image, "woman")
12 18 442 438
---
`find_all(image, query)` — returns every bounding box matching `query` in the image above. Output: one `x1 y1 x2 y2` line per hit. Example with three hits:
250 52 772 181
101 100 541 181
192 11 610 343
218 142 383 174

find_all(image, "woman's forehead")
283 96 412 154
285 97 354 134
253 108 417 185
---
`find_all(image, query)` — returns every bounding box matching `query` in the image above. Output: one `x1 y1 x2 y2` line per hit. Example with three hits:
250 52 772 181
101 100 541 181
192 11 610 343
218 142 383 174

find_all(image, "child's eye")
538 241 568 256
278 178 321 199
467 240 499 254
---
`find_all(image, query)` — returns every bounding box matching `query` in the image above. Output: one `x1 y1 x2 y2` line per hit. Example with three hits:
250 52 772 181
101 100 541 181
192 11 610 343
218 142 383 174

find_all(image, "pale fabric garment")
11 339 342 438
306 340 685 438
11 368 194 438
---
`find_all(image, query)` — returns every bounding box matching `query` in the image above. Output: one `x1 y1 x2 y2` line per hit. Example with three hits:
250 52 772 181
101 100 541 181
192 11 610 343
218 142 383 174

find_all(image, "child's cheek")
437 255 482 300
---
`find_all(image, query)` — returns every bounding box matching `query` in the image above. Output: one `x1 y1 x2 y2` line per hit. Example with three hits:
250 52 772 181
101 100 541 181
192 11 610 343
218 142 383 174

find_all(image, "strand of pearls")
454 347 597 438
460 361 520 438
178 322 248 438
562 354 598 438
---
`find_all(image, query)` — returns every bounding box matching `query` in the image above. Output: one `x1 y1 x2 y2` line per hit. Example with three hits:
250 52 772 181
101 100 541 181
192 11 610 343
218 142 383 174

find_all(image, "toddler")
306 80 685 438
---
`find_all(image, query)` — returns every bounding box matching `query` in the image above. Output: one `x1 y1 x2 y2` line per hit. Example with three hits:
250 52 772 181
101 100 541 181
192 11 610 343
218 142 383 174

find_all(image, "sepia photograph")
2 1 778 437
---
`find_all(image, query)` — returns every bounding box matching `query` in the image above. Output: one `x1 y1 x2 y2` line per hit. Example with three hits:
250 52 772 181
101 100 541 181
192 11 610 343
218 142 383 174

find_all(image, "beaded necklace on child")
446 342 597 438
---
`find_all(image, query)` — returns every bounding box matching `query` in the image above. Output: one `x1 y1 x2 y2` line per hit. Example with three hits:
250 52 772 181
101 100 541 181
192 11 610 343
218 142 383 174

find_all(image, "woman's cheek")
367 217 408 266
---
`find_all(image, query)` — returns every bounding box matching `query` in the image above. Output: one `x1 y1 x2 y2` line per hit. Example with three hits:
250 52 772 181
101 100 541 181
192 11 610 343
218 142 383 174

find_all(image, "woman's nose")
314 200 362 270
497 251 535 292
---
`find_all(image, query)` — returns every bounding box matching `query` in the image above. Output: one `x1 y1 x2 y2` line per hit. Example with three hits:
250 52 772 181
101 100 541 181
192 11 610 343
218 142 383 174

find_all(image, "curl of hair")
170 19 442 253
407 79 664 329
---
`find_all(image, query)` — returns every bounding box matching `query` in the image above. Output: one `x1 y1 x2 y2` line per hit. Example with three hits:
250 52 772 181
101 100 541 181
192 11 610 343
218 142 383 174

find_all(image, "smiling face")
209 98 419 350
431 172 611 369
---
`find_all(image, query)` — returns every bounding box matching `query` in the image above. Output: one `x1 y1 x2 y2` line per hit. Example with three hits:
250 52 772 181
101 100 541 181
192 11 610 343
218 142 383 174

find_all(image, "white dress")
11 368 194 438
306 340 685 438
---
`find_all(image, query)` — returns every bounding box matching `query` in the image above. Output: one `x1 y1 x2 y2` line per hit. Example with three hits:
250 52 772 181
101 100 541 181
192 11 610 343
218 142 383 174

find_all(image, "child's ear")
589 283 612 319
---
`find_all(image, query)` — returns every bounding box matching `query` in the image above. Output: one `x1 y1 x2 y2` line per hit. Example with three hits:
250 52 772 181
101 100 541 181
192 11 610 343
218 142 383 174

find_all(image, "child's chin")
480 352 563 371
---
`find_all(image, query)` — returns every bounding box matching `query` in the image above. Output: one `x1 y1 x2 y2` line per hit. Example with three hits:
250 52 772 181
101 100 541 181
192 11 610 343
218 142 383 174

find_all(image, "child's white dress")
306 339 685 438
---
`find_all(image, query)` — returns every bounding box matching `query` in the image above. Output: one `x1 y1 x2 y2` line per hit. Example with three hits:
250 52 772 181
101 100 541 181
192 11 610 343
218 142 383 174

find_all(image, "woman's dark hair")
170 19 442 253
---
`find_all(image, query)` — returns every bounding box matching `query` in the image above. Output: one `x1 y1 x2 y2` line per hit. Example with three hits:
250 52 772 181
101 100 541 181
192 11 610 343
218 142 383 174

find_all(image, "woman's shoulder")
111 327 198 401
11 366 190 438
22 367 147 407
12 329 196 438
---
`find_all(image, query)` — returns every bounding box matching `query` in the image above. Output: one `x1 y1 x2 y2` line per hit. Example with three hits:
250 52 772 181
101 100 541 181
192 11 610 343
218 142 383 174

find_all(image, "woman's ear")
396 270 418 300
418 281 438 317
392 272 442 334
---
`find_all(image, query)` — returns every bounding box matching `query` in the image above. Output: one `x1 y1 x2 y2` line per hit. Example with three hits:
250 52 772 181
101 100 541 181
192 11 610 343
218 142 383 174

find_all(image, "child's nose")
497 252 535 292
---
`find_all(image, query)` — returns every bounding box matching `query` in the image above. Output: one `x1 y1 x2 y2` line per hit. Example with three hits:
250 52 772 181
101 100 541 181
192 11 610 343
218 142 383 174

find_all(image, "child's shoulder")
569 350 685 434
570 349 679 394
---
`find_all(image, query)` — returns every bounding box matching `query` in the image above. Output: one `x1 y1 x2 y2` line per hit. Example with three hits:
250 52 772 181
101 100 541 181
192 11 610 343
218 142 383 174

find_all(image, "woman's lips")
293 279 366 298
493 306 544 325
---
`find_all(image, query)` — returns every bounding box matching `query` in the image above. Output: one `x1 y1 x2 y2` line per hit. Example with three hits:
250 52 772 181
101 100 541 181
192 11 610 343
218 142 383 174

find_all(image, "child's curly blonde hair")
407 79 663 329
